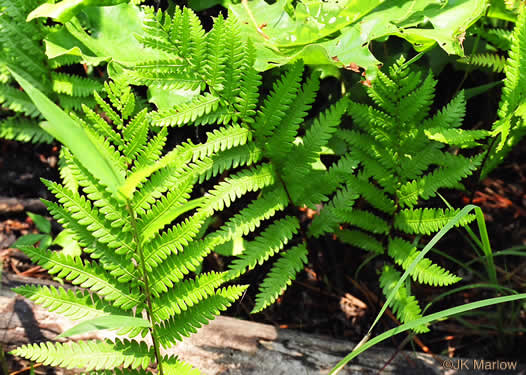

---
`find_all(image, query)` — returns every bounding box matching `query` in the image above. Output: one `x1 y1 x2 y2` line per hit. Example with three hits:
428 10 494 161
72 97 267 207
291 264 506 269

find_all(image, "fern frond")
458 53 507 72
193 124 253 160
163 356 201 375
484 7 526 175
253 61 304 140
0 117 52 143
149 238 215 296
151 93 220 126
42 180 135 256
266 72 320 163
10 339 154 371
379 265 429 333
151 272 227 321
199 163 276 214
18 246 143 310
252 244 308 313
143 212 206 272
477 27 513 50
13 285 129 321
210 186 289 245
51 72 102 97
42 199 137 283
424 128 490 148
0 84 39 117
193 142 263 183
423 91 466 130
227 216 300 278
388 237 461 286
337 229 384 254
137 174 196 242
339 209 390 235
235 41 260 125
309 186 359 237
394 208 476 235
347 175 396 214
397 154 482 207
157 285 247 348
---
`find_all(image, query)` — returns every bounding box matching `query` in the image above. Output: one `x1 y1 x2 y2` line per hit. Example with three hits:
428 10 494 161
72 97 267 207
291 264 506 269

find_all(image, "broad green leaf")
229 0 488 79
28 0 128 23
27 212 51 234
56 315 151 338
44 4 163 68
148 87 200 112
8 69 125 196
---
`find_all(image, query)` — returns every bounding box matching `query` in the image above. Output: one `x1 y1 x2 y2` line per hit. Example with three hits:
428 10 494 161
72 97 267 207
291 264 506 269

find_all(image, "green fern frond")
388 237 461 286
252 244 308 313
0 117 53 143
309 186 359 237
398 154 483 207
0 84 39 117
199 163 276 214
337 229 384 254
379 265 429 333
42 180 135 256
423 91 466 130
458 53 507 72
152 93 220 126
151 272 227 321
13 285 129 321
424 128 490 148
394 208 476 235
51 72 102 97
339 209 390 235
347 175 395 214
143 212 206 272
42 199 138 283
17 246 143 310
253 61 304 140
10 339 154 371
137 174 196 242
265 72 320 163
227 216 300 278
148 238 215 296
157 285 247 348
193 142 263 183
477 27 513 50
484 7 526 175
163 356 201 375
210 186 289 245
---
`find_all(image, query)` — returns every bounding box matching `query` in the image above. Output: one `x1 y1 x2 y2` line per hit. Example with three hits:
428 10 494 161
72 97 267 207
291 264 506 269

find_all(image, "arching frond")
252 244 308 313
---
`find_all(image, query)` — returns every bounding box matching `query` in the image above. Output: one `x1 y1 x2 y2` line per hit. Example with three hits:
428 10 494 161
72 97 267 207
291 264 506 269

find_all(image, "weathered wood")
1 274 523 374
0 197 46 214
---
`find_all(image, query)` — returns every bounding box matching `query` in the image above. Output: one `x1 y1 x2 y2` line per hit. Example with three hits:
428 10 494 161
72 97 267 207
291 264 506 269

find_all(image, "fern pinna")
117 6 353 314
0 0 102 143
310 57 487 332
482 5 526 177
9 78 287 373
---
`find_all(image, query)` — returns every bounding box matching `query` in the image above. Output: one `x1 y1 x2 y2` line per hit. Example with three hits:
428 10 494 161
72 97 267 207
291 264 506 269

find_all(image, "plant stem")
126 201 164 375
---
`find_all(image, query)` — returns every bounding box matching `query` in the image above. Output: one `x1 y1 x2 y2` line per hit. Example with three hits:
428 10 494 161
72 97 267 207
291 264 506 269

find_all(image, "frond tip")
252 244 308 313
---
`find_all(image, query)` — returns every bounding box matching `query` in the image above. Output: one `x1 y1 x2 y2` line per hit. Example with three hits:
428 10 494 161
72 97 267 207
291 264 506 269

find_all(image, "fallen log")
1 273 523 374
0 197 46 215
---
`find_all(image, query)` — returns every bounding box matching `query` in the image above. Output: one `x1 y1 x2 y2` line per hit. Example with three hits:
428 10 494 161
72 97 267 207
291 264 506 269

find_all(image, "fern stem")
125 200 164 375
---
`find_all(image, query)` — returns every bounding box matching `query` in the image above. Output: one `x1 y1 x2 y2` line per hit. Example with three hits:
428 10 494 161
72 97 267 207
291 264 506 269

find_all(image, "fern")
10 79 290 374
0 0 103 143
458 53 507 72
483 5 526 176
251 244 308 313
312 57 486 330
